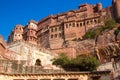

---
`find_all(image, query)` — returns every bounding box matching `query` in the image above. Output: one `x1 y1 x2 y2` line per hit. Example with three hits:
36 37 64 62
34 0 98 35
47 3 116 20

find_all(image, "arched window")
35 59 41 66
59 33 62 37
94 19 97 24
69 23 71 26
87 21 89 25
91 20 93 24
80 23 82 27
77 23 79 27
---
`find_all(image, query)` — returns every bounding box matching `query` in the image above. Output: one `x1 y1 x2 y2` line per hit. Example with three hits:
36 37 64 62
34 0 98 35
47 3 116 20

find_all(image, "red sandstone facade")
8 0 120 54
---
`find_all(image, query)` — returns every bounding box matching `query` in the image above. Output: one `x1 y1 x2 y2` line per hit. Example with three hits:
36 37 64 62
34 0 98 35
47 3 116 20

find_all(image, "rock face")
97 30 116 48
75 39 95 55
96 29 120 61
61 27 120 62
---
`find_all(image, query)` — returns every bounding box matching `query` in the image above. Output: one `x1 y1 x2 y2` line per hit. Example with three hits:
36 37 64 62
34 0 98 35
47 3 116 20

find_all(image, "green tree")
70 55 100 71
52 53 69 66
104 18 116 30
52 54 100 71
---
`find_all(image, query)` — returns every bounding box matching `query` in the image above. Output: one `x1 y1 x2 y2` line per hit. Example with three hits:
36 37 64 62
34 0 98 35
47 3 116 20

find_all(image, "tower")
97 3 102 11
24 20 38 45
8 25 23 43
112 0 120 19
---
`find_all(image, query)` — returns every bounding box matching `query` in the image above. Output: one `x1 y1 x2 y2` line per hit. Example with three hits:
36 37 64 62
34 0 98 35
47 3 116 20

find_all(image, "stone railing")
0 60 64 74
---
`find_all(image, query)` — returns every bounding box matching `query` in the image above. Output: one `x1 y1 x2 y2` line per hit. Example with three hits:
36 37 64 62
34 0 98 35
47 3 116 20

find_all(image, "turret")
13 25 23 41
97 3 102 11
24 20 38 45
8 25 23 43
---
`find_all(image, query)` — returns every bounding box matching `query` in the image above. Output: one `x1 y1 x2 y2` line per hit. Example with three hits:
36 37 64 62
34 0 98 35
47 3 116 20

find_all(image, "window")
87 21 89 25
73 23 75 27
59 33 62 37
91 20 93 24
51 28 54 32
30 37 32 40
77 23 79 27
55 27 57 31
94 20 97 24
66 24 68 28
80 23 82 26
35 59 41 66
55 34 57 38
83 22 85 26
69 23 71 26
51 35 53 38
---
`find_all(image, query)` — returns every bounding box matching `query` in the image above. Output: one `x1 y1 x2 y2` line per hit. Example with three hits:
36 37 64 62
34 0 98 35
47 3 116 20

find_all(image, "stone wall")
50 47 76 58
7 40 54 68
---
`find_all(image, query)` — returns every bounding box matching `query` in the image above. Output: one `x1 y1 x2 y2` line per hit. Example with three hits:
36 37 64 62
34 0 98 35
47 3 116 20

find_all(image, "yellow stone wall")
0 71 110 80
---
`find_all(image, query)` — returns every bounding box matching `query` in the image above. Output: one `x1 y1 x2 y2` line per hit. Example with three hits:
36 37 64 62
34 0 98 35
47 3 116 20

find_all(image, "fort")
7 0 120 57
0 0 120 80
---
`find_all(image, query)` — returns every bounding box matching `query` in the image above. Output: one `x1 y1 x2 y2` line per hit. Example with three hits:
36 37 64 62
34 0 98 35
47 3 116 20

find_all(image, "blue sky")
0 0 112 40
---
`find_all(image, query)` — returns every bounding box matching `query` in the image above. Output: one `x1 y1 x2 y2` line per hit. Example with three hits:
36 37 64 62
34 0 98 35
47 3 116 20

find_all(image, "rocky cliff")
65 22 120 62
